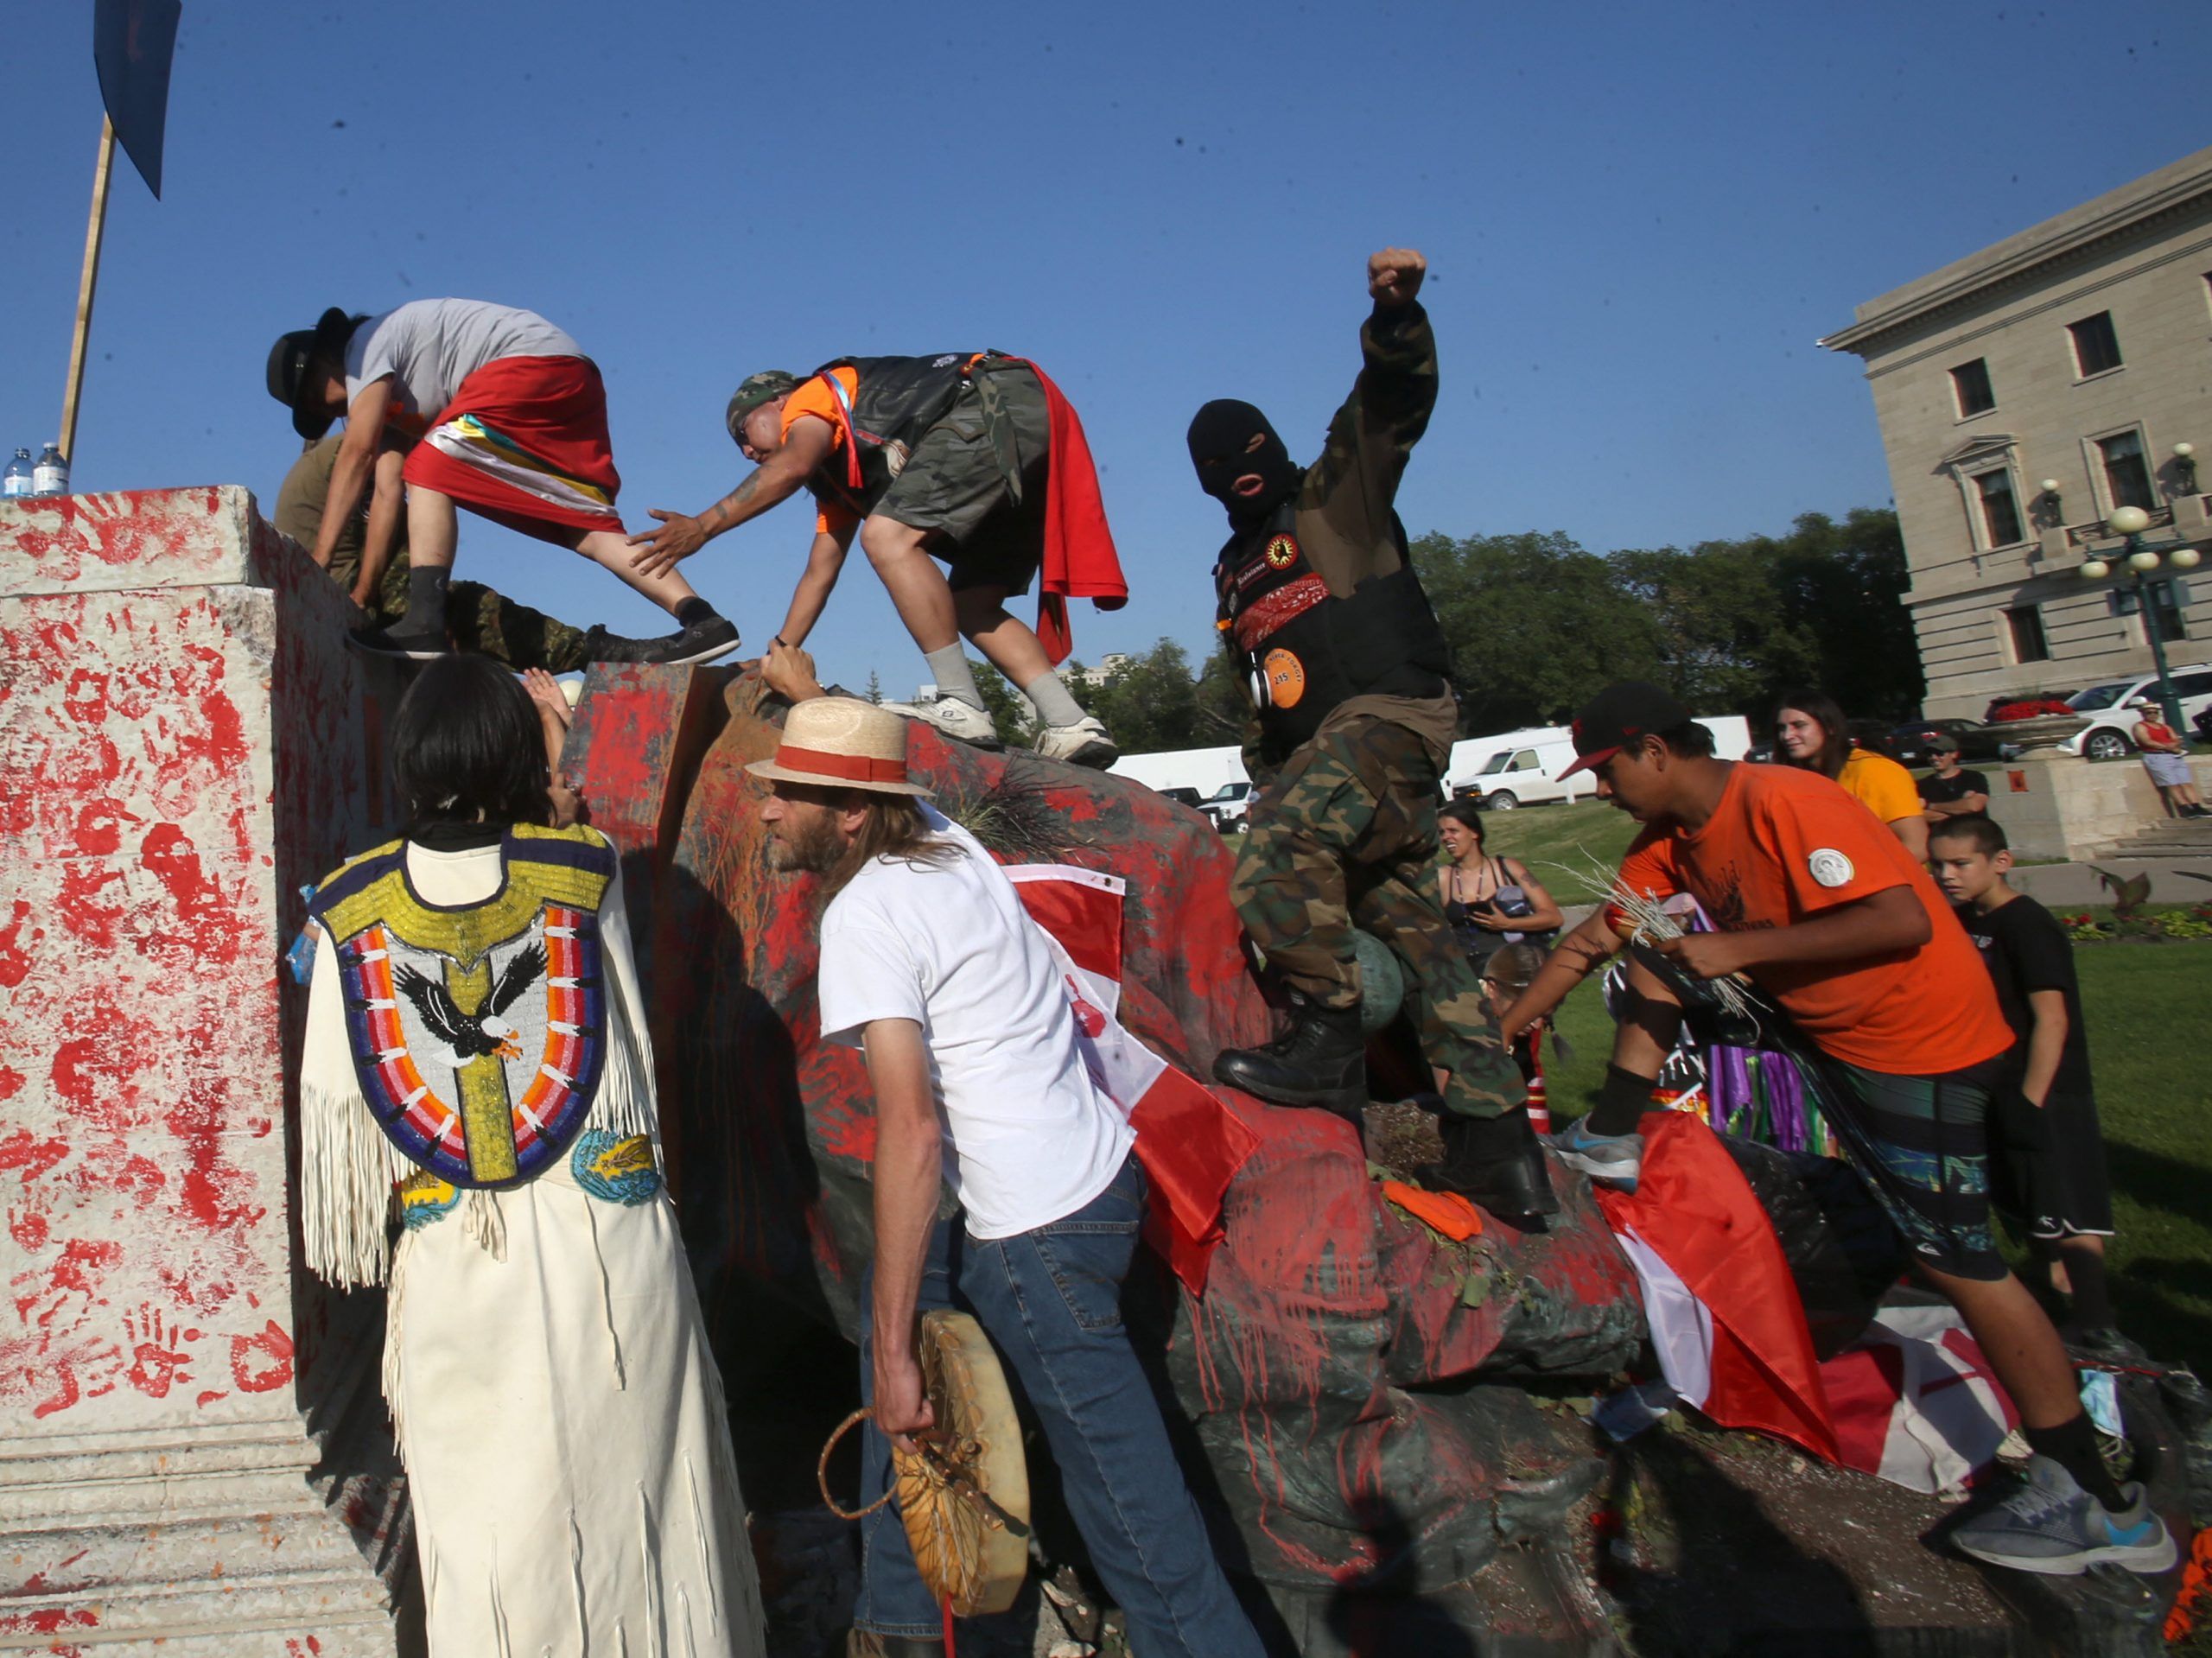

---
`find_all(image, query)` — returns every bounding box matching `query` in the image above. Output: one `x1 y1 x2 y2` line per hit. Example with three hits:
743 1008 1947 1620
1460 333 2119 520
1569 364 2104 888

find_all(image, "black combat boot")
1418 1108 1559 1219
1212 991 1367 1117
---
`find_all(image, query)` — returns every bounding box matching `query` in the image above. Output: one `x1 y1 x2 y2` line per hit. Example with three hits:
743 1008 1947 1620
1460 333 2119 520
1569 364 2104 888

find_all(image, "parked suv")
2058 666 2212 760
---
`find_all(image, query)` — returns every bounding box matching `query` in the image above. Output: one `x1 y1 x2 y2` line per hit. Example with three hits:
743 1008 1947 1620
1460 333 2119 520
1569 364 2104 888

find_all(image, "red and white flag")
1594 1112 1840 1463
1005 864 1257 1294
1818 1305 2018 1494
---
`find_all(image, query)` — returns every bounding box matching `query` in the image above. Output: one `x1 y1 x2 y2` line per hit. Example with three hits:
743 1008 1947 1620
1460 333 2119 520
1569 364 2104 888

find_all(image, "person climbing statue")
1188 246 1554 1221
626 351 1127 766
267 298 741 665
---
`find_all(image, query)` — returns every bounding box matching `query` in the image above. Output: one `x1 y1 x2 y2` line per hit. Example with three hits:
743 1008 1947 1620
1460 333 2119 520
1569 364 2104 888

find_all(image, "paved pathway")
2008 814 2212 906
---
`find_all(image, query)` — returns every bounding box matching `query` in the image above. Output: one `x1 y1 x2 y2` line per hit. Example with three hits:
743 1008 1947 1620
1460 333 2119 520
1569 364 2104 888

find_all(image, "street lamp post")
2076 504 2202 731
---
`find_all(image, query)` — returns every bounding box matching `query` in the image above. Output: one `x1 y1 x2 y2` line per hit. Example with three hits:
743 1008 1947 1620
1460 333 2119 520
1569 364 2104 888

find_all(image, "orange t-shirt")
1834 746 1921 825
780 365 861 535
1614 763 2012 1076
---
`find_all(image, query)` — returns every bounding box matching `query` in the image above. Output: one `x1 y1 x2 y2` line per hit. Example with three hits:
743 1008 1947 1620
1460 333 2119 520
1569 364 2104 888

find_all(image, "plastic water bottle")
30 443 67 497
1 449 31 499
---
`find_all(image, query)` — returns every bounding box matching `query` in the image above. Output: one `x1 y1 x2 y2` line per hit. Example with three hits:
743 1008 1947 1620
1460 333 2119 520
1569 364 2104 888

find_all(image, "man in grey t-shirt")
268 299 738 665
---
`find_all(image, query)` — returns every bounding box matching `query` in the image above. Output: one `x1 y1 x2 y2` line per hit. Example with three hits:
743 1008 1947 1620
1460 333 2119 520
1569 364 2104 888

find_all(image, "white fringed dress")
301 824 766 1657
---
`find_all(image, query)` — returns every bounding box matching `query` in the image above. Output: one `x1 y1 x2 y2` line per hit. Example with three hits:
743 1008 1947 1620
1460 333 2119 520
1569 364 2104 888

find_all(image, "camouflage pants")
329 549 592 672
1232 716 1525 1121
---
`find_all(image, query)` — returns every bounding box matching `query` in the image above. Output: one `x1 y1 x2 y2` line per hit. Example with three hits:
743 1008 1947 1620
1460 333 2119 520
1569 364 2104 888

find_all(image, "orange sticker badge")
1264 648 1306 708
1265 535 1299 569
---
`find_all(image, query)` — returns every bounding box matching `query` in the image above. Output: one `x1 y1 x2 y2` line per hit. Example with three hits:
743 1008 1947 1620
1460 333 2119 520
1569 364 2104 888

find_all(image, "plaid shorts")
1832 1060 2007 1281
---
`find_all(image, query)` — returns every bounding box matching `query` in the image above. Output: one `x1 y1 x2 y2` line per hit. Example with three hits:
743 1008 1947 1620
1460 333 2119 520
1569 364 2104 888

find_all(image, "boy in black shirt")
1918 734 1990 824
1928 815 2125 1356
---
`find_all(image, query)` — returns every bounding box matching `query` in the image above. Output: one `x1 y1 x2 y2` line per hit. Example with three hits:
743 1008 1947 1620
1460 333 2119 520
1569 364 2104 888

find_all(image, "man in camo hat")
628 354 1128 768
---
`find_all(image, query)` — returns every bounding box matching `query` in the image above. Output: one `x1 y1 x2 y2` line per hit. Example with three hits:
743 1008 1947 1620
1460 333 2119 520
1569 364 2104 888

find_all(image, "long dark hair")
1773 689 1851 779
391 655 552 833
1438 797 1487 845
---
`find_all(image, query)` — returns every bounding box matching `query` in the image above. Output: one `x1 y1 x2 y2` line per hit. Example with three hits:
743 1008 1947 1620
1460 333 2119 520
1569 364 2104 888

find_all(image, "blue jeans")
854 1155 1263 1656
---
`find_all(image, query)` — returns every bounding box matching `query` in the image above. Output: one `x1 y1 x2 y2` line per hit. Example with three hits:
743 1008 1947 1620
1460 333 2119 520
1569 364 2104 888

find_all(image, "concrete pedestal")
1982 749 2212 861
0 490 409 1652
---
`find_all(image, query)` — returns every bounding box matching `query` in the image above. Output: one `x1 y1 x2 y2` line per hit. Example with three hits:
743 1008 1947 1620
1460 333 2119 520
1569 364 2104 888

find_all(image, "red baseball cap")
1557 681 1693 779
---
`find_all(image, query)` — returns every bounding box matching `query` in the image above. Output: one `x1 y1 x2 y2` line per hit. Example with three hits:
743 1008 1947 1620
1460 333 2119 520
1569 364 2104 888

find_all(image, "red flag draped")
1005 864 1255 1293
1010 361 1127 666
1595 1112 1840 1462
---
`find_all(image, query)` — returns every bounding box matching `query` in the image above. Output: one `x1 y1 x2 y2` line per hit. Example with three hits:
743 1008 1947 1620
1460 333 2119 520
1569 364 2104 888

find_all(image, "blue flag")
93 0 181 199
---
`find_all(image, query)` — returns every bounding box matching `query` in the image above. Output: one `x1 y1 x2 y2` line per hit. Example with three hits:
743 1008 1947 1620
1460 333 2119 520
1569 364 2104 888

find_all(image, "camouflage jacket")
1234 301 1457 788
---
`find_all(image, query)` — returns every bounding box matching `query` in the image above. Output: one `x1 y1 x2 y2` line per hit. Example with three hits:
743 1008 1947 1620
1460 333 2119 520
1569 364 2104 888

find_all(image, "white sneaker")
1033 715 1118 770
881 691 1003 750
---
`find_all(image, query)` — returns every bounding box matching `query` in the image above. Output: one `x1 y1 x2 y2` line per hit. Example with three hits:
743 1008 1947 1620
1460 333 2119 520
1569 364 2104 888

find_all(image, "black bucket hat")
266 308 365 440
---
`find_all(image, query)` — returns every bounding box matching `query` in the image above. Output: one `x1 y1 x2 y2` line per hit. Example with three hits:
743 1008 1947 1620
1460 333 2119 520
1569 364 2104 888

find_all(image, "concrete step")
2000 857 2212 907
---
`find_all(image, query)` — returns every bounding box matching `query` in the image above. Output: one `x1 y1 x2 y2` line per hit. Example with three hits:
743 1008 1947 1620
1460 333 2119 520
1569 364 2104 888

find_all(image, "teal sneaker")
1951 1454 2177 1576
1551 1121 1642 1192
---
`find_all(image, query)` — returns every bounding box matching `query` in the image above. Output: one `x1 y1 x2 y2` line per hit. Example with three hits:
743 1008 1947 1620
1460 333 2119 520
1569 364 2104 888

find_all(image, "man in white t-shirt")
266 299 739 665
750 672 1262 1658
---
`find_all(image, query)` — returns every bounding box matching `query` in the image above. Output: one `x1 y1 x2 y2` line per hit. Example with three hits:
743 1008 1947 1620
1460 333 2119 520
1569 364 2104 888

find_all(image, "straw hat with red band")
746 698 935 797
1555 680 1692 780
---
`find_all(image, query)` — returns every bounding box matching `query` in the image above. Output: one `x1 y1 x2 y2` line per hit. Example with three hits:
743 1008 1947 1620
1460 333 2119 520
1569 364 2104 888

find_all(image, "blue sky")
4 0 2209 696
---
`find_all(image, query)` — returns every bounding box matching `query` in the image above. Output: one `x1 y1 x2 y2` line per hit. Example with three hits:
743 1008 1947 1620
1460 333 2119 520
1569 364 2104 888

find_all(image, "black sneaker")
583 615 741 666
348 620 449 661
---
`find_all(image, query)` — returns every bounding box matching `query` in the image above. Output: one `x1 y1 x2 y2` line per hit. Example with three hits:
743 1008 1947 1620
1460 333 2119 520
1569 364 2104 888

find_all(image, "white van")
1458 734 1591 810
1199 778 1255 832
1109 745 1247 804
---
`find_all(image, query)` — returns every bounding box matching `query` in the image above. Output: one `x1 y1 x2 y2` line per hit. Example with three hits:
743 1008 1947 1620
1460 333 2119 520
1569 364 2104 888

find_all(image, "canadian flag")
1004 864 1258 1295
1594 1112 1841 1463
1818 1305 2018 1494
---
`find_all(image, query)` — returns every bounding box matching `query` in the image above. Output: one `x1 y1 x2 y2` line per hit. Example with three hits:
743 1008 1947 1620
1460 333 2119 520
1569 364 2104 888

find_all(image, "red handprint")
123 1305 193 1399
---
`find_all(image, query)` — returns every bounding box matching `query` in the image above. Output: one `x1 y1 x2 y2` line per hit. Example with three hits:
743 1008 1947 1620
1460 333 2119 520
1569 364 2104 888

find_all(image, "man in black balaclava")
1186 399 1303 525
1190 247 1554 1221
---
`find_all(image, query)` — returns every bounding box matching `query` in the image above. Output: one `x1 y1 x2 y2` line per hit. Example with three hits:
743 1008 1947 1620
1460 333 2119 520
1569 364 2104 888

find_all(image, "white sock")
923 645 985 712
1023 670 1088 728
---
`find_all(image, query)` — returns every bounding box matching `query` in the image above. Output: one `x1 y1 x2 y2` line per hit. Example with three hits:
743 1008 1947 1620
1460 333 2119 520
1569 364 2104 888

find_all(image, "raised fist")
1368 247 1427 307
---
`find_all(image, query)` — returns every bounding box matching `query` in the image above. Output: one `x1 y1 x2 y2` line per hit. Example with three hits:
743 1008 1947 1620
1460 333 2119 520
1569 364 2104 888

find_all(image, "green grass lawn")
1536 942 2212 1376
1468 799 1639 899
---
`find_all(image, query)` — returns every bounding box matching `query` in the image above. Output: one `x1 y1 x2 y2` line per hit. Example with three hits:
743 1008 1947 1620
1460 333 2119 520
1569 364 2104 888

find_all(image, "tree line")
962 507 1923 753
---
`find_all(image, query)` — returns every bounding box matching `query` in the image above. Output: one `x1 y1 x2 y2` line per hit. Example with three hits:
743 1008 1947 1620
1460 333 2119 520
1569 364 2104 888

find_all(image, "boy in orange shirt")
1503 682 2174 1579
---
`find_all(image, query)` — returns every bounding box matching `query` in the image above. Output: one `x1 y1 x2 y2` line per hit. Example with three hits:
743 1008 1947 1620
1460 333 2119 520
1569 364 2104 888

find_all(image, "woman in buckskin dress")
297 654 766 1656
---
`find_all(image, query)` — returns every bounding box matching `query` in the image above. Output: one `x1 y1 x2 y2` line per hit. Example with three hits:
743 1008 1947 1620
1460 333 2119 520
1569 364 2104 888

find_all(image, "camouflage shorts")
1232 716 1524 1121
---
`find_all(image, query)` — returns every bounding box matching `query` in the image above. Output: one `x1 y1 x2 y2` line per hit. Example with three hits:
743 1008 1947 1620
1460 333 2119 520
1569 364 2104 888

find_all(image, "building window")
2005 605 2050 664
1950 359 1995 416
2148 581 2189 645
2068 311 2122 377
2097 429 2156 512
1973 468 2024 546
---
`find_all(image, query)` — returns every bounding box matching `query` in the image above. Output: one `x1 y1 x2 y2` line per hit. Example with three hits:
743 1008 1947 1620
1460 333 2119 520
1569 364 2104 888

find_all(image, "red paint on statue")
564 662 1646 1595
229 1319 295 1393
138 824 230 937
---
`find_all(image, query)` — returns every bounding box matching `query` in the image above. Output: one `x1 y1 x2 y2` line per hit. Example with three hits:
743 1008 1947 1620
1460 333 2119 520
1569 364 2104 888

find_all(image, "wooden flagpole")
60 117 118 467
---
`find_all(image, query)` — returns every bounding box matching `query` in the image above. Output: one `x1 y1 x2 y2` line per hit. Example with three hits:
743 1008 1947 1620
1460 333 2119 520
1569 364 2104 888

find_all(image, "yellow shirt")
1835 746 1921 825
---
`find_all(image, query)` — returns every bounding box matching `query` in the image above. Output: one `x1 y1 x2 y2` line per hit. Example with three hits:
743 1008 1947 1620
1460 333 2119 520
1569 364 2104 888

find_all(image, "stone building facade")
1822 147 2212 719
